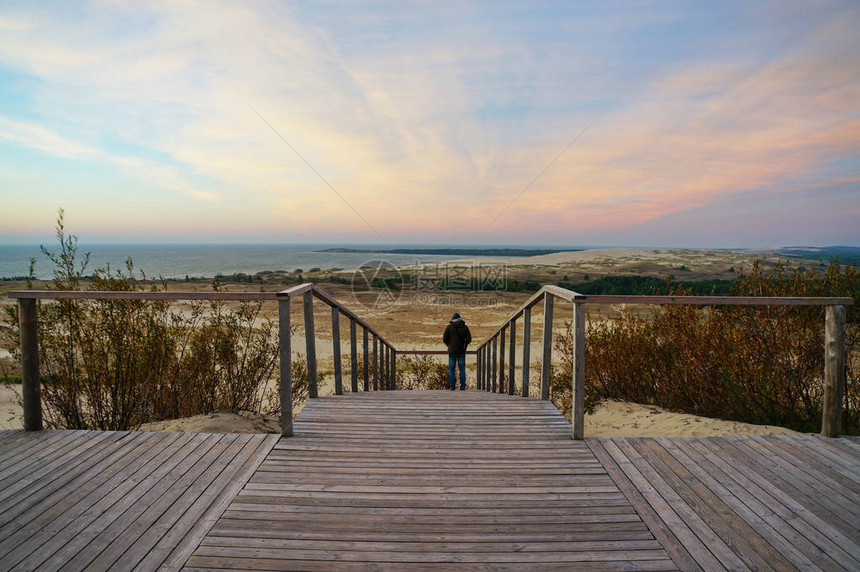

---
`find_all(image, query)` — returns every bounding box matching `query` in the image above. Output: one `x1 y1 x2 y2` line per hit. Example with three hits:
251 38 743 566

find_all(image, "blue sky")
0 1 858 247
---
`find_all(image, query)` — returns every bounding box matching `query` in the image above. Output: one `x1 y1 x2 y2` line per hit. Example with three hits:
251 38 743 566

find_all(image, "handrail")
10 283 397 437
10 284 852 440
578 294 854 306
475 285 852 439
397 350 478 355
482 285 587 343
8 290 283 301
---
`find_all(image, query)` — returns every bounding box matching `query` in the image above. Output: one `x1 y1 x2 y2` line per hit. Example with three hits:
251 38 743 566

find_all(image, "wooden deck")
0 429 278 571
188 392 860 571
1 392 858 571
590 434 860 571
186 392 676 571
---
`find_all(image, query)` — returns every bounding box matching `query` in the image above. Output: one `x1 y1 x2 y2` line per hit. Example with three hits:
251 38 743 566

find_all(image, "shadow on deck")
1 391 858 571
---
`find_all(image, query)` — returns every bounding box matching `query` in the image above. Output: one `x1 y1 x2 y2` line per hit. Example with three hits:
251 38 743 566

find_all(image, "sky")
0 0 858 248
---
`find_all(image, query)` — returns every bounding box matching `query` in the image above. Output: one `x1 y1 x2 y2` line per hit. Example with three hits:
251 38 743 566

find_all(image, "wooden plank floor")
3 394 857 571
186 391 676 571
589 435 860 571
0 429 278 571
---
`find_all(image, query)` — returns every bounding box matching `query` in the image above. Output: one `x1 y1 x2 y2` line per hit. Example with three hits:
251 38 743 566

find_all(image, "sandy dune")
0 384 22 430
135 398 799 437
139 411 280 434
584 399 797 437
1 384 800 437
432 247 739 267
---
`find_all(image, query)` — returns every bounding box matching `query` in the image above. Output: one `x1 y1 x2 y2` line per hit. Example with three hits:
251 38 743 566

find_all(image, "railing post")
350 319 358 392
499 326 506 394
388 346 393 390
484 345 490 391
19 298 42 431
571 302 586 440
392 348 397 390
475 348 480 390
541 293 553 400
381 344 386 390
492 335 498 393
363 327 369 391
372 336 379 391
475 347 484 391
477 346 486 391
277 295 293 437
382 345 388 390
822 304 846 437
483 342 490 391
331 306 343 395
522 306 531 398
508 318 516 396
389 346 394 390
303 290 318 399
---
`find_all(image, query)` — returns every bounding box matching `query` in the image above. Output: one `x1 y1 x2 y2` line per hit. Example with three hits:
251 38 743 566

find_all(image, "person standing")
443 312 472 390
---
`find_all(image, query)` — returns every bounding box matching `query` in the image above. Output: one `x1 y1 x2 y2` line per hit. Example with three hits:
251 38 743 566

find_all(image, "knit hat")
451 312 461 320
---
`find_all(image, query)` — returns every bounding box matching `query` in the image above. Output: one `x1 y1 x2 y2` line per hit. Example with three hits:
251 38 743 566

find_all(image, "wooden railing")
9 284 397 437
475 286 853 439
9 285 854 439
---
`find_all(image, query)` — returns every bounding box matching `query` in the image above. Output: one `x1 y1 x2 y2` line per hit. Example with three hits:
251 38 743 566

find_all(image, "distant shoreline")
317 247 582 257
1 244 856 281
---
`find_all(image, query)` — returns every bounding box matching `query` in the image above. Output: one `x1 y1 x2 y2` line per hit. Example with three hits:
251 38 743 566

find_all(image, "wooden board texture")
589 434 860 571
0 429 277 572
186 391 676 571
3 392 857 571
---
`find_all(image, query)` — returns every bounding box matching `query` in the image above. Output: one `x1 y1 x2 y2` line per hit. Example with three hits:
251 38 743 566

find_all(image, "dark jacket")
443 318 472 355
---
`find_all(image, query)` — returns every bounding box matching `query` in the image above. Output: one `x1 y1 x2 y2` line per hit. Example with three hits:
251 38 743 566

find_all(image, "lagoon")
0 243 474 280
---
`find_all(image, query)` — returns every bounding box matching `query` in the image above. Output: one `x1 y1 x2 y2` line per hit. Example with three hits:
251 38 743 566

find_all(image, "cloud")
483 10 860 237
0 116 96 159
0 115 213 200
0 1 857 245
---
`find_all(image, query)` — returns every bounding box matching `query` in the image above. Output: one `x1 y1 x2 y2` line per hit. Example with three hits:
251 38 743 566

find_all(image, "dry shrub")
552 261 859 433
1 212 309 430
395 355 450 390
340 354 372 390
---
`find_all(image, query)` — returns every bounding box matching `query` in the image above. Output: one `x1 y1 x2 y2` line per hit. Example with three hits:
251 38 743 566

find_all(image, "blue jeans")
448 354 466 390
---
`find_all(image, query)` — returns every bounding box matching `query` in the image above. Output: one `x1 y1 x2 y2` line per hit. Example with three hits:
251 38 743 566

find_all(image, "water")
0 244 473 280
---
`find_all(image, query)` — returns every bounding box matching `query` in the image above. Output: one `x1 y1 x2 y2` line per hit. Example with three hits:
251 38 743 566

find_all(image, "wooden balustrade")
350 319 358 393
9 284 397 437
571 301 586 440
474 348 479 390
277 295 293 436
508 318 516 396
540 293 553 401
823 305 847 437
522 306 531 398
303 290 318 399
8 285 854 439
382 345 388 390
491 336 498 393
331 305 343 395
475 285 854 439
391 348 397 391
484 343 490 391
362 327 369 391
499 325 506 394
372 336 379 391
477 347 483 390
18 297 41 432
